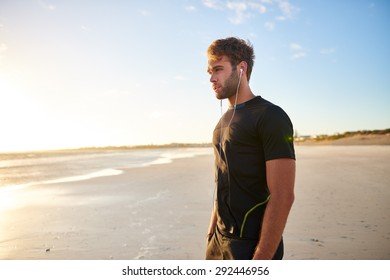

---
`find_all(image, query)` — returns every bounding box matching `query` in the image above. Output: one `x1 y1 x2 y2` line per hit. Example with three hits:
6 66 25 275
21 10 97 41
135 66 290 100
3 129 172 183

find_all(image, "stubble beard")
215 70 239 100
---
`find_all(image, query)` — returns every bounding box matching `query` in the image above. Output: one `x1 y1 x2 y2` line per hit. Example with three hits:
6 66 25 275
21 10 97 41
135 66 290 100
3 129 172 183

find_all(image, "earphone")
233 68 243 109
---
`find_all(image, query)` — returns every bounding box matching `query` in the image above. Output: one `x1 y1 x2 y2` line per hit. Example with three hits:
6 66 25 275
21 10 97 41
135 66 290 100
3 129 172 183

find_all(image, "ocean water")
0 147 212 192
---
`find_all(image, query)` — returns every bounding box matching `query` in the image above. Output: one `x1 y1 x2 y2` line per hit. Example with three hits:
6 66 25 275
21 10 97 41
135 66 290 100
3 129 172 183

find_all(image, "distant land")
73 142 213 152
295 129 390 145
0 143 213 155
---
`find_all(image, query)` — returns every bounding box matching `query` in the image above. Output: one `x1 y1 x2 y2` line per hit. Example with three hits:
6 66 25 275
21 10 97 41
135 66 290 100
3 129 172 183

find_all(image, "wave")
0 168 123 193
0 147 213 192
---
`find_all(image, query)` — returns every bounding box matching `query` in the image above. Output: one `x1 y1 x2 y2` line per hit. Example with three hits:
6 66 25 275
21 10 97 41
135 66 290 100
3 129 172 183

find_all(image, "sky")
0 0 389 152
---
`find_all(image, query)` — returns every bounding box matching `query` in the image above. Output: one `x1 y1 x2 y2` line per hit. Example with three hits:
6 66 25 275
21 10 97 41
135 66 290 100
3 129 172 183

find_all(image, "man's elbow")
271 189 295 209
286 192 295 209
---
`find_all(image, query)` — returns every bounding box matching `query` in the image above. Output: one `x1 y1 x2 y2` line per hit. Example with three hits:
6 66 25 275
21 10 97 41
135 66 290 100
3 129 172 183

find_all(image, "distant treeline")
312 128 390 141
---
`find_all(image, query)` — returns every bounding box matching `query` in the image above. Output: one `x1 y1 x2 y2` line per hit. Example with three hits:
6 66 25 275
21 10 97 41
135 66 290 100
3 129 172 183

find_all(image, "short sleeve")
258 105 295 161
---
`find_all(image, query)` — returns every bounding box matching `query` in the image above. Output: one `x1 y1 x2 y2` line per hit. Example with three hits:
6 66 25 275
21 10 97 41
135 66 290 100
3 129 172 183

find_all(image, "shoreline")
0 147 213 190
0 154 215 260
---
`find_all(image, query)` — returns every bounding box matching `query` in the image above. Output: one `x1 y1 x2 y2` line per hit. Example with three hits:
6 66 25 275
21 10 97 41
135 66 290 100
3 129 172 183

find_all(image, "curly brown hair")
207 37 255 81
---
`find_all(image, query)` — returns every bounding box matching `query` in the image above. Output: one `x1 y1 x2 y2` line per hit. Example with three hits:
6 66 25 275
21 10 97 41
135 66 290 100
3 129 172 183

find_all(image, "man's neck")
228 86 256 107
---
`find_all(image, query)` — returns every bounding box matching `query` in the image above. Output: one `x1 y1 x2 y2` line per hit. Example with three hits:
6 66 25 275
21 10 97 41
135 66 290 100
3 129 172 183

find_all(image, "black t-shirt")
213 96 295 239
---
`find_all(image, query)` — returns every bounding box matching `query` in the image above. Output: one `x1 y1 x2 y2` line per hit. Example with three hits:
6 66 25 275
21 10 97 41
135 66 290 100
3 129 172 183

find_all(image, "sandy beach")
286 145 390 259
0 145 389 260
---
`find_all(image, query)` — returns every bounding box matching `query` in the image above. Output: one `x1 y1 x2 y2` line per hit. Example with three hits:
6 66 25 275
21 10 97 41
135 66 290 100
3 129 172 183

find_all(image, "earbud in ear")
240 68 243 76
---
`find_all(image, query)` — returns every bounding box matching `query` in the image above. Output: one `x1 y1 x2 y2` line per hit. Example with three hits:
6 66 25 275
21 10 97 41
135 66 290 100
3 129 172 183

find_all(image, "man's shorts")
205 227 284 260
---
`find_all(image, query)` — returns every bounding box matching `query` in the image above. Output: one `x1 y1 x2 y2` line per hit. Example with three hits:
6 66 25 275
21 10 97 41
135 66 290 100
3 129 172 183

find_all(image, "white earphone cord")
227 69 242 127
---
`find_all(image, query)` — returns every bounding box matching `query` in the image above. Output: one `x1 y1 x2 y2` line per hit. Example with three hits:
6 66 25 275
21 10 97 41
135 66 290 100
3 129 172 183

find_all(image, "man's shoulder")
248 97 293 129
248 96 284 115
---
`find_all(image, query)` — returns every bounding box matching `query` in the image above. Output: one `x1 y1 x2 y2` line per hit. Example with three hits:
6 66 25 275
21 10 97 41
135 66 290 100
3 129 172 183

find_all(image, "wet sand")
0 146 389 259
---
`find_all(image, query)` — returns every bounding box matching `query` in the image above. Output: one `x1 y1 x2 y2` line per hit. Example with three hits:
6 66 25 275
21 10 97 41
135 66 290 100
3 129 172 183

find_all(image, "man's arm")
252 158 295 260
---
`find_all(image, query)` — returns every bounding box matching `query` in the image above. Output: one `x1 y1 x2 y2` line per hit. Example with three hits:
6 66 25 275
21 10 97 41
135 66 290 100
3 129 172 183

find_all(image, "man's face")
207 56 239 100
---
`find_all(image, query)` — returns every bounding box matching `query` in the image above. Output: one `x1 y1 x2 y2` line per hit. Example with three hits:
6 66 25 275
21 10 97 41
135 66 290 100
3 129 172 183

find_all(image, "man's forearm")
252 193 294 259
253 158 295 260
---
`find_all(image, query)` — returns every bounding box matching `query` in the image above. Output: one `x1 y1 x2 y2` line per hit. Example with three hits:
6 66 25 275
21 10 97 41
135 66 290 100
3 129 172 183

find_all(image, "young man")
206 37 296 260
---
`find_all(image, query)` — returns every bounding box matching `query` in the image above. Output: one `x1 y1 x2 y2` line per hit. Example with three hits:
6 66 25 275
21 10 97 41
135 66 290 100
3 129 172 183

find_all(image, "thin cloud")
291 52 306 60
265 21 275 31
290 43 302 50
290 43 306 60
139 10 152 17
320 48 335 55
277 0 299 18
227 1 268 25
38 0 56 11
80 25 89 32
249 2 267 14
202 0 299 26
174 75 188 81
227 2 250 25
248 32 257 38
202 0 224 9
276 15 287 21
185 5 197 12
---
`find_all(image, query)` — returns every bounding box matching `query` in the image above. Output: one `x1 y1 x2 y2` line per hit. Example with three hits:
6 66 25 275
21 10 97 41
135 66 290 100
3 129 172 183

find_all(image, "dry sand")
286 145 390 259
0 145 389 260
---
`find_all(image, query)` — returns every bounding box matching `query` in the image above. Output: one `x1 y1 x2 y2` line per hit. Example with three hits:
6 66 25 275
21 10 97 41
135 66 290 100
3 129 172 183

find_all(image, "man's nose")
210 73 216 83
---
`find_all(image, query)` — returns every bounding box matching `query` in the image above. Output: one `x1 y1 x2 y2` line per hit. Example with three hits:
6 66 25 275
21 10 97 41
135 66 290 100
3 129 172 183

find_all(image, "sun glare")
0 82 60 152
0 81 98 152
